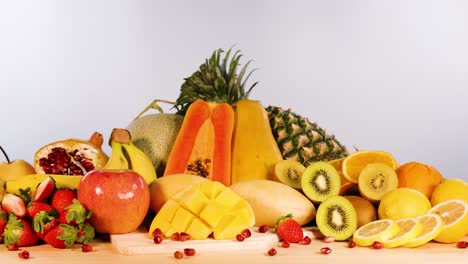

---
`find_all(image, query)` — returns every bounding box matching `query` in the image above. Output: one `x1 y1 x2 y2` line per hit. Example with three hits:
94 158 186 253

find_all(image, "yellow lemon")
382 218 424 248
403 213 444 248
378 188 431 220
427 199 468 243
430 178 468 206
352 219 400 247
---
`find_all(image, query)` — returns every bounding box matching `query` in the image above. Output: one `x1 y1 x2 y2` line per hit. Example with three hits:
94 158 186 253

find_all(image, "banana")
5 174 82 196
122 142 157 184
103 141 129 170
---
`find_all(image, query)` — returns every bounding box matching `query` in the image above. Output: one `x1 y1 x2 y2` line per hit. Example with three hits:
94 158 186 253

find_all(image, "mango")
148 181 255 240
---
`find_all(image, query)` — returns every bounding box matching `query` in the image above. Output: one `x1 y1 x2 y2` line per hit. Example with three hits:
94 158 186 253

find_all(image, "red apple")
0 146 36 181
77 169 150 234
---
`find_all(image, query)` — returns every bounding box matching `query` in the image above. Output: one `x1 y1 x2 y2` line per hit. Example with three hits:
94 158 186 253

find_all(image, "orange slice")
342 150 397 183
402 213 444 248
427 199 468 243
352 219 400 246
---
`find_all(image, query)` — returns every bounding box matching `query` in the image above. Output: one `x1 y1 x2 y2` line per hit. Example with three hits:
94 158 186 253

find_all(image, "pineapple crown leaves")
174 47 259 115
65 198 92 225
4 213 23 247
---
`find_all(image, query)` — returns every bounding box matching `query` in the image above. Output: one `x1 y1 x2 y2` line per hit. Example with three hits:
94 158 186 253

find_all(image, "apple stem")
0 145 11 163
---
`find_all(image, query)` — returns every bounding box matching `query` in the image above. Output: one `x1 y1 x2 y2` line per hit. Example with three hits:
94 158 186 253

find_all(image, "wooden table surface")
0 235 466 264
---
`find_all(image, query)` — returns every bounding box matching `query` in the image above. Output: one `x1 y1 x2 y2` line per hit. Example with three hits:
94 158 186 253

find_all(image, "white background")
1 0 467 181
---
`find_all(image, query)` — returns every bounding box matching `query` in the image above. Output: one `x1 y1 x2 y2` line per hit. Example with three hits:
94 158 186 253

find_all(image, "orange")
329 158 357 195
396 161 443 199
342 150 398 183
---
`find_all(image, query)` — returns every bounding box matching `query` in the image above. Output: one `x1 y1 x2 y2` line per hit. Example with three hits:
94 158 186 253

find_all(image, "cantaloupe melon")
127 113 183 177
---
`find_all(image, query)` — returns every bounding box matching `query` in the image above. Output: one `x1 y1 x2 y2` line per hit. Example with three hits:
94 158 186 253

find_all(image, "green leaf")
57 224 78 248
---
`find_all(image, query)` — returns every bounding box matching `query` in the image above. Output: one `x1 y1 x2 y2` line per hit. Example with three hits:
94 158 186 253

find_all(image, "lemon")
342 150 398 183
352 219 400 247
378 188 431 220
382 218 424 248
427 199 468 243
403 213 444 248
430 178 468 206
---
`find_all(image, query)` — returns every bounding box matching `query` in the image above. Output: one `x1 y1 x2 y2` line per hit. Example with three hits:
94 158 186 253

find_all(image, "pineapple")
173 48 348 165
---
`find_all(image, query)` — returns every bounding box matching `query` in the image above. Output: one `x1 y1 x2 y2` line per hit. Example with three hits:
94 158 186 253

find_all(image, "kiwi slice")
358 163 398 203
274 160 306 189
316 196 357 241
301 161 341 203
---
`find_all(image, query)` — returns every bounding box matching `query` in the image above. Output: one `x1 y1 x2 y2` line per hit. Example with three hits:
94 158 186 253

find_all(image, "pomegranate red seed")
241 228 252 238
7 244 19 251
18 251 30 259
323 236 335 243
348 241 357 248
267 248 277 256
320 247 332 254
456 241 468 249
372 241 383 249
300 236 311 245
171 232 180 241
153 235 163 244
184 248 196 256
174 251 184 259
282 241 290 248
179 232 191 242
152 228 162 238
82 244 93 252
258 225 269 233
236 234 245 242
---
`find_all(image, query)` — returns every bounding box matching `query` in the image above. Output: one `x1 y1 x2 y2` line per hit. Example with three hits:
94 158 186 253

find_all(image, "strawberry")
27 201 57 219
76 222 95 244
0 210 7 243
33 210 59 241
51 189 77 213
1 194 26 219
3 214 39 247
44 224 78 249
59 199 92 226
33 176 55 202
275 214 304 243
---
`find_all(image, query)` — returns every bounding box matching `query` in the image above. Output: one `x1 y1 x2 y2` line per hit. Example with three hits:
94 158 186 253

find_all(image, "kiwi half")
274 160 306 189
358 163 398 203
316 196 357 241
301 161 341 203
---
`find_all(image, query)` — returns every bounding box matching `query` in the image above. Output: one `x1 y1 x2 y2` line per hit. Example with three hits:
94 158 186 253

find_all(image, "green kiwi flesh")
274 160 306 189
316 196 357 241
301 161 341 203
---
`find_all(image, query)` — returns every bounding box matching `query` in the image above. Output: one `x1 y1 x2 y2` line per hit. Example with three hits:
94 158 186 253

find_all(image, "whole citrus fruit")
430 178 468 206
396 161 443 199
378 188 431 220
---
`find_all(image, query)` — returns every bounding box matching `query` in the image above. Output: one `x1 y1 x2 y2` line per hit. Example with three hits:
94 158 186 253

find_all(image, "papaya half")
163 99 234 186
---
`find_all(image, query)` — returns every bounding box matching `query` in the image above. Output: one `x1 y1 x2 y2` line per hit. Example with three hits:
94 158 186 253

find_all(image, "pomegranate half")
34 132 108 175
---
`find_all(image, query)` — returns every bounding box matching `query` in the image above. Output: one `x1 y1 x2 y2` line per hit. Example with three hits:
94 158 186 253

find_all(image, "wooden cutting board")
110 228 317 255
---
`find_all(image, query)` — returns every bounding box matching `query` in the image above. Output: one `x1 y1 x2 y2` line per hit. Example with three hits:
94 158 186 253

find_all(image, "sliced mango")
149 181 255 240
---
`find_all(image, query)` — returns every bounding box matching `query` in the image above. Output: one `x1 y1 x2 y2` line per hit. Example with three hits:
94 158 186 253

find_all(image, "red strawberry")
3 214 39 247
76 222 95 244
0 210 7 243
59 199 92 226
1 194 26 219
51 189 77 213
44 224 78 249
33 176 55 202
33 211 59 241
275 214 304 243
27 201 57 219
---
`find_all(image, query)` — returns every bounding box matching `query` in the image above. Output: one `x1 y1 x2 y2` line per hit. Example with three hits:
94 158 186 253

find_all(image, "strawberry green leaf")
56 224 78 248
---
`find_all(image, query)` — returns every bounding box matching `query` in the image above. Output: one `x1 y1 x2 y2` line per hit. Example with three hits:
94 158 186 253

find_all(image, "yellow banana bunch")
5 174 83 196
104 128 157 184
